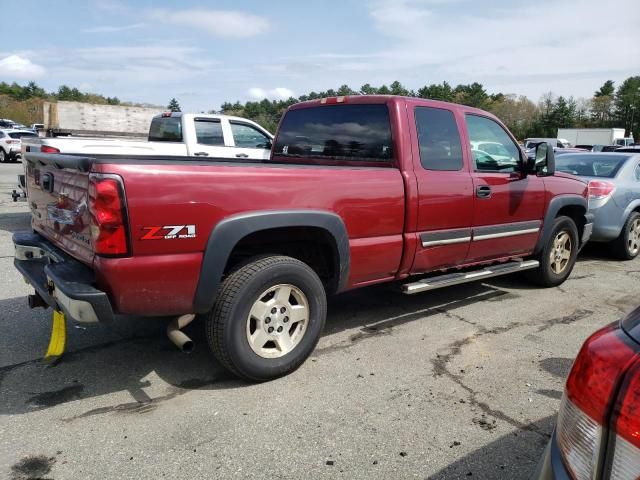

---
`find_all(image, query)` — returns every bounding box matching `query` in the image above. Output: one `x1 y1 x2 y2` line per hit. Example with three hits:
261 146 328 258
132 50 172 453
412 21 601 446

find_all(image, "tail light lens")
557 326 639 480
88 174 129 256
40 145 60 153
6 139 19 144
610 363 640 479
588 180 615 200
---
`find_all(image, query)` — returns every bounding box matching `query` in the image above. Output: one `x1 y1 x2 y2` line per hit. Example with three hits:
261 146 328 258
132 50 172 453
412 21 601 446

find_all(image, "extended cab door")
228 120 272 160
409 106 474 272
187 117 230 158
464 114 545 262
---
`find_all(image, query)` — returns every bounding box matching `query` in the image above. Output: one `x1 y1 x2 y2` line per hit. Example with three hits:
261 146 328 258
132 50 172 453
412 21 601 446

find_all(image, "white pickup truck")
22 113 273 160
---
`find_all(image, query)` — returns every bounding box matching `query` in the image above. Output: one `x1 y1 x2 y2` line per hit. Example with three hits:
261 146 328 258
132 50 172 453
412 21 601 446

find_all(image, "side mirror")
534 142 555 176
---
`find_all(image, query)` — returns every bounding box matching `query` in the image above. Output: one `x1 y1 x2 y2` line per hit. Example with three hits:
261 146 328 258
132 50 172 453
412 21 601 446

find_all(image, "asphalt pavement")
1 161 638 479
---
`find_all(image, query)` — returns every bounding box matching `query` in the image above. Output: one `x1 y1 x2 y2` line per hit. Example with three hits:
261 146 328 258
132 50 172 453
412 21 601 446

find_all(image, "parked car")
615 146 640 153
555 152 640 259
0 129 38 162
14 95 593 381
524 138 571 149
0 119 16 129
23 113 274 160
532 306 640 479
30 123 44 133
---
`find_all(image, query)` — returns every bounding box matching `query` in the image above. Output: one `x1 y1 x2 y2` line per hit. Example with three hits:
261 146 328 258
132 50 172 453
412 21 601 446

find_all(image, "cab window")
230 122 271 149
415 107 463 171
195 119 224 146
466 115 520 172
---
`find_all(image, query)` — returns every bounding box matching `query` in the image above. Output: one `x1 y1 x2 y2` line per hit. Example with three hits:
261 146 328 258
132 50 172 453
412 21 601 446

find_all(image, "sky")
2 0 639 112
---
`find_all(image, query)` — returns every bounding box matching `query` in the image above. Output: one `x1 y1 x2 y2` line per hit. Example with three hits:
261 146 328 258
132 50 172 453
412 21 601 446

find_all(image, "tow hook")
28 292 48 309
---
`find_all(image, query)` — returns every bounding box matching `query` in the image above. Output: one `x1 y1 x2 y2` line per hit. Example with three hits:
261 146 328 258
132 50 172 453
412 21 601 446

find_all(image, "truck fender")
534 195 588 254
193 210 350 313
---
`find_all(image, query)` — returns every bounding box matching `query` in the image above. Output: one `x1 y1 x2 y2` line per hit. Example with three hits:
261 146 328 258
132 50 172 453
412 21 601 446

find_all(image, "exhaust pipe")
167 314 196 353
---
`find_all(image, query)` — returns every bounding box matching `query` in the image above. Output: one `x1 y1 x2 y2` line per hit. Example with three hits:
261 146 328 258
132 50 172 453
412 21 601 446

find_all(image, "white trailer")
43 101 166 138
557 128 633 147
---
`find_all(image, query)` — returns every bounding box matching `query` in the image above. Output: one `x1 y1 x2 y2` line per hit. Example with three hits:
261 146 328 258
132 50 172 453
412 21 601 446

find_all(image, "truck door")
409 106 474 273
228 121 272 160
464 114 545 262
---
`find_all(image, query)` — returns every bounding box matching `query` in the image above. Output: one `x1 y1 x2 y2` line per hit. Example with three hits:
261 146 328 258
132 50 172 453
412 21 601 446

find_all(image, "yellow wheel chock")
44 310 66 359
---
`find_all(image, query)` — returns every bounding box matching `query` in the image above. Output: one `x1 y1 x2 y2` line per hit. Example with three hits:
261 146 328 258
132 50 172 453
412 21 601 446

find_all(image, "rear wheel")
527 216 579 287
0 149 6 163
206 255 327 381
610 212 640 260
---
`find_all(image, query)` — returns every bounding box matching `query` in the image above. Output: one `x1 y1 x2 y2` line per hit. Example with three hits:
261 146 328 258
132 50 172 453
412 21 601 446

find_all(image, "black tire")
206 255 327 382
610 212 640 260
0 149 6 163
526 216 579 287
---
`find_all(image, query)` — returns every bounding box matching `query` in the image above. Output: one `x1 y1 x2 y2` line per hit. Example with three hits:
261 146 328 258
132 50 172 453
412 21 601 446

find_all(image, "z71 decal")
141 225 196 240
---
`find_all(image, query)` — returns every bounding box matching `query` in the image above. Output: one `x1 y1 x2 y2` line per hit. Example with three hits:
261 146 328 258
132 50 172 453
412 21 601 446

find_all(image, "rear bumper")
13 231 114 324
530 432 571 480
579 213 594 251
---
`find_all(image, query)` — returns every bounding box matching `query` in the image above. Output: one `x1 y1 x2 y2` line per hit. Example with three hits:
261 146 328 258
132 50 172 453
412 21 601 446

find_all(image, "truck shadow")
0 282 511 416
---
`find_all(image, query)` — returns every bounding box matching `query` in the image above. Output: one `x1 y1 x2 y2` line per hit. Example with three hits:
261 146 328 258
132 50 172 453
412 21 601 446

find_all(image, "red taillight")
610 361 640 478
566 326 636 423
6 139 19 144
88 174 129 256
588 180 615 200
40 145 60 154
614 362 640 447
558 325 640 480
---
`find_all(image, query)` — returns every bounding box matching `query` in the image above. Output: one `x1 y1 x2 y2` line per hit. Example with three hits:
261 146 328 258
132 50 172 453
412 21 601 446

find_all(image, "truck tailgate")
25 154 94 265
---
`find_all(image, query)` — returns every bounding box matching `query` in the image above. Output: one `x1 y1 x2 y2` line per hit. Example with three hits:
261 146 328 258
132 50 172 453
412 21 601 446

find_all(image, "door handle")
235 153 249 158
193 151 209 157
476 185 492 198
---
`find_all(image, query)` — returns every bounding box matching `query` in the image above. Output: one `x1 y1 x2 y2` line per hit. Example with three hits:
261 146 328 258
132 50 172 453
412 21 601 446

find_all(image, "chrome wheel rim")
628 218 640 256
550 231 572 274
246 284 309 359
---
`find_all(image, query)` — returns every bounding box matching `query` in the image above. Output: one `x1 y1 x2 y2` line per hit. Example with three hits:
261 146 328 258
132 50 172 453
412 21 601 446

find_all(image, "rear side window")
148 117 183 142
274 104 392 162
195 119 224 146
555 154 630 178
415 107 463 171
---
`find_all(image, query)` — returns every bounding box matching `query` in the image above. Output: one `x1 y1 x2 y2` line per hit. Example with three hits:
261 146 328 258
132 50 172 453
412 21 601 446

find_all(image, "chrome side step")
402 260 539 295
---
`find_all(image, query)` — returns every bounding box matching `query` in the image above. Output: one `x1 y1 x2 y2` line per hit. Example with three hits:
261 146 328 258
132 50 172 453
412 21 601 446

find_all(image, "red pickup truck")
15 95 593 381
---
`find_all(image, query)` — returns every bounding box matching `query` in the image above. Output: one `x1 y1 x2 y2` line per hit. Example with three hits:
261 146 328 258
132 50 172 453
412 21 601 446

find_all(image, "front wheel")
206 255 327 382
526 216 579 287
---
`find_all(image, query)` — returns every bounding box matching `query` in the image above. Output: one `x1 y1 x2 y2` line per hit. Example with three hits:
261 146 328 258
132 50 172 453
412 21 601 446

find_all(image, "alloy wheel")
246 284 309 359
550 231 572 274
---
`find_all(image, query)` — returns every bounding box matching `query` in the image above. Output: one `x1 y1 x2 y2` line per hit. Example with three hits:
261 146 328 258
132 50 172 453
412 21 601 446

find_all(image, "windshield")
8 131 37 139
555 153 630 178
274 104 392 162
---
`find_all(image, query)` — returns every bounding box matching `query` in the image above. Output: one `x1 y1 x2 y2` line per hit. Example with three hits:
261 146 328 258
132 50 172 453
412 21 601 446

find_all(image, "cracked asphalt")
1 162 639 479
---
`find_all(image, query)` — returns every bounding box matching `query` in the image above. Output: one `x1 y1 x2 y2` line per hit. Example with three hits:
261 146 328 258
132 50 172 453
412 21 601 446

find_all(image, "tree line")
219 76 640 141
0 80 122 105
2 77 638 141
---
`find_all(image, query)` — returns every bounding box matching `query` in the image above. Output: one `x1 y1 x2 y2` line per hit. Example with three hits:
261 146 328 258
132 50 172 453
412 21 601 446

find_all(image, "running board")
402 260 540 295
